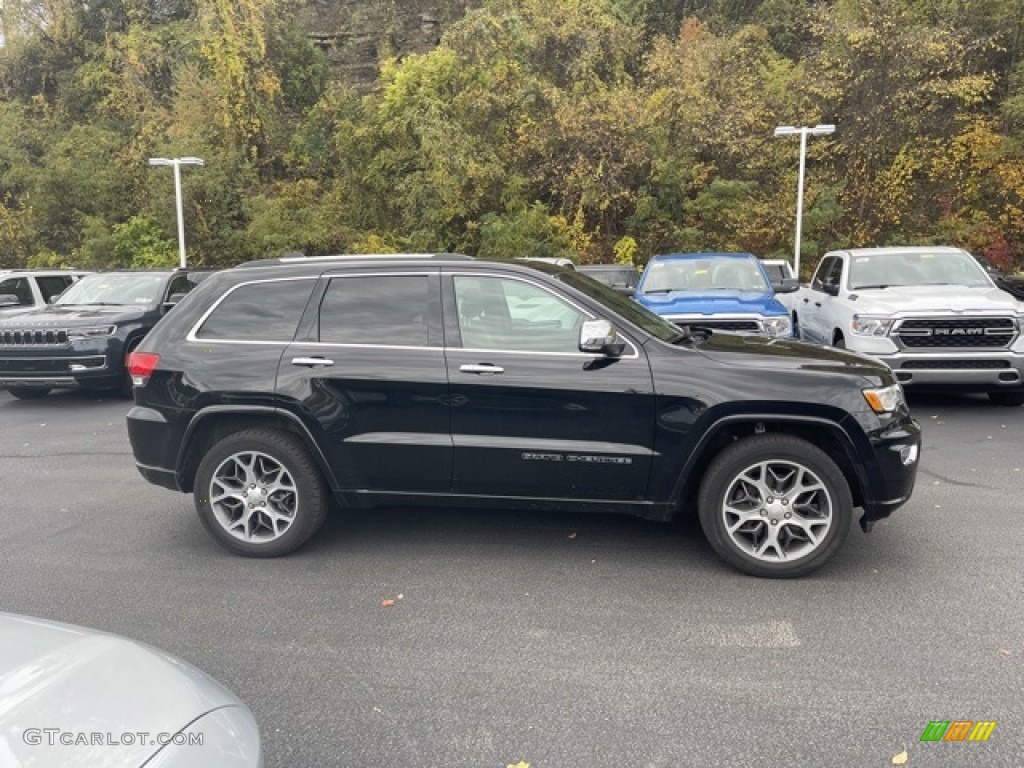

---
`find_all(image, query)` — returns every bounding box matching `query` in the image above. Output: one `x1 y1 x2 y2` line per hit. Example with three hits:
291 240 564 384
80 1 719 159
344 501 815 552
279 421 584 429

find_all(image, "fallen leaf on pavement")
381 599 395 608
892 749 908 765
568 532 577 539
506 762 530 768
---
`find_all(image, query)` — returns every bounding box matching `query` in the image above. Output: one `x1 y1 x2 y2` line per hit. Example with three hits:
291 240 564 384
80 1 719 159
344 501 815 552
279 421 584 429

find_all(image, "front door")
442 271 656 501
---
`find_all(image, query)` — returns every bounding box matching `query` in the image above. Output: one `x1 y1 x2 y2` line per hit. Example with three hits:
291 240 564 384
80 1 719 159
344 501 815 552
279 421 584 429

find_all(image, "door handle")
814 302 822 308
291 356 335 367
802 297 809 303
459 363 504 375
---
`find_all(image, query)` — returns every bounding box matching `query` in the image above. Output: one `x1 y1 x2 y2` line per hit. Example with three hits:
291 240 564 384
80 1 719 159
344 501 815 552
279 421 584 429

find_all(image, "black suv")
0 268 213 398
126 255 921 577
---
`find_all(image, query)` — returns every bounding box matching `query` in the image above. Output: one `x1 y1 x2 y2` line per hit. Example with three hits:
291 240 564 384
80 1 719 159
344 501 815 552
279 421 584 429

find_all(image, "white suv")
0 269 91 316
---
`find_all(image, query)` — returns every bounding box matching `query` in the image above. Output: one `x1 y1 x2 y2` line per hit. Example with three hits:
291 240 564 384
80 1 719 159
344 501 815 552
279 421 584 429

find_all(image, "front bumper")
859 416 921 529
0 339 124 388
874 351 1023 389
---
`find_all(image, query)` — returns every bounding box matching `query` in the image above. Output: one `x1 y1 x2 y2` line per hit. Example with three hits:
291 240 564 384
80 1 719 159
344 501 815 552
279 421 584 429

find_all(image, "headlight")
68 325 116 339
851 315 894 336
863 383 905 414
762 316 792 338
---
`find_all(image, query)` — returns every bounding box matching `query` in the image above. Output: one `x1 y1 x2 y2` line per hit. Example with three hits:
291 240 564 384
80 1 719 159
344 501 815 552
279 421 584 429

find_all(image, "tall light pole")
148 156 204 268
773 125 834 279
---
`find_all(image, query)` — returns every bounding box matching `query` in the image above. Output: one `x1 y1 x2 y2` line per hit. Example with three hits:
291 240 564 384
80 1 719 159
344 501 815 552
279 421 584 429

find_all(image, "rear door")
277 268 452 494
442 270 656 501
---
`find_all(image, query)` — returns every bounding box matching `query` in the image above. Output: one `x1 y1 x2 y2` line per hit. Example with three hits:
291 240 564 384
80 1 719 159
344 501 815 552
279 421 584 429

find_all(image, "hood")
689 330 890 380
847 285 1023 314
0 304 149 328
0 613 241 767
636 289 784 317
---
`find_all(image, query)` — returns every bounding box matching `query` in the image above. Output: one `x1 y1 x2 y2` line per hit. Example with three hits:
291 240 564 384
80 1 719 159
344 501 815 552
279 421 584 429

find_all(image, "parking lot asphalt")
1 388 1022 767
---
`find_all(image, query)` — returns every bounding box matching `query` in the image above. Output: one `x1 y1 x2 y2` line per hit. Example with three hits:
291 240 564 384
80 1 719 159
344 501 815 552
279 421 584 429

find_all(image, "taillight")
127 352 160 387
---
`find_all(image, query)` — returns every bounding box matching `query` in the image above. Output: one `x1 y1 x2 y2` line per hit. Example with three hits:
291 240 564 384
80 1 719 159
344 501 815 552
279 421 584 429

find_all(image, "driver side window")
453 276 588 353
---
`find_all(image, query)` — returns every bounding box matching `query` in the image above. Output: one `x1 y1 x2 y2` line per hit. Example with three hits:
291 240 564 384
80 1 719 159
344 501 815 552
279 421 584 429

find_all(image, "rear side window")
196 280 314 341
319 275 430 347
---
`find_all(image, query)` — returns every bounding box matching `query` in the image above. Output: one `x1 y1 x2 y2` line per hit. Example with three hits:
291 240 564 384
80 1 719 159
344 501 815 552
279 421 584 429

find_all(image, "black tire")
194 428 330 557
988 391 1024 407
833 333 846 349
791 312 800 340
7 386 52 399
697 434 853 578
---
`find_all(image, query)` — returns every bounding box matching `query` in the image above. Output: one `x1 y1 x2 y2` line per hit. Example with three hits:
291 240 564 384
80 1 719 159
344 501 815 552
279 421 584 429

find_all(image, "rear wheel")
7 386 52 399
988 391 1024 407
194 428 330 557
833 332 846 349
791 312 800 340
698 434 852 578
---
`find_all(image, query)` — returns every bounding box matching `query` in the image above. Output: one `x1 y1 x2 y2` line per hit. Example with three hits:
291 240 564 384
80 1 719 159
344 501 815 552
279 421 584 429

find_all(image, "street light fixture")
148 156 205 269
773 124 835 279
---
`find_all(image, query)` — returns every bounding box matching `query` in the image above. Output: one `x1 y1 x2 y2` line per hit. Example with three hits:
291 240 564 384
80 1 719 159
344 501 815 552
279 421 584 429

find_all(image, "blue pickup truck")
633 252 798 338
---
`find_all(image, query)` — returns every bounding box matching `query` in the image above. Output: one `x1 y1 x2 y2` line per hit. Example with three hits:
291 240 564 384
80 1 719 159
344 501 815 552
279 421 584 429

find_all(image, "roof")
236 253 473 269
831 246 967 257
650 252 757 261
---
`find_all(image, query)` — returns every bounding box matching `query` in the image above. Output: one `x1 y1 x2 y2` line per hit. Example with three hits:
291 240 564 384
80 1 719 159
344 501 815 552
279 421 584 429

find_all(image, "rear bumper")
127 405 185 491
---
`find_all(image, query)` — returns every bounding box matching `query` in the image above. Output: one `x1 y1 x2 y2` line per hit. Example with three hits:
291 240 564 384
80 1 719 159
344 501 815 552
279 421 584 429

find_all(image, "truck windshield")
848 251 992 289
641 257 768 293
55 273 167 307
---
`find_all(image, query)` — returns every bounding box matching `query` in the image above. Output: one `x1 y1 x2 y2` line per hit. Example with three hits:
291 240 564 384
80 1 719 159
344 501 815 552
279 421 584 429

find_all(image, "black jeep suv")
126 255 921 577
0 268 213 398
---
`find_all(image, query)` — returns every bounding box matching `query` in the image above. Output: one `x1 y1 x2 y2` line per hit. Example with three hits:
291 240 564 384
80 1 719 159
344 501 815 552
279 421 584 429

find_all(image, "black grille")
0 329 70 346
676 320 760 332
897 318 1016 348
901 359 1011 370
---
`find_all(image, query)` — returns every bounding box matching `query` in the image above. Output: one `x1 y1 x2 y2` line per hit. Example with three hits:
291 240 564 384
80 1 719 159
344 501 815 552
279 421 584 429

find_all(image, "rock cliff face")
296 0 474 89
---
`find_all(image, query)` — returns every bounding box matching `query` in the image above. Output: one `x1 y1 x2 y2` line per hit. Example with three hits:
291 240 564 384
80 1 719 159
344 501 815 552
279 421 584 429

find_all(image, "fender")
669 411 876 507
177 404 340 490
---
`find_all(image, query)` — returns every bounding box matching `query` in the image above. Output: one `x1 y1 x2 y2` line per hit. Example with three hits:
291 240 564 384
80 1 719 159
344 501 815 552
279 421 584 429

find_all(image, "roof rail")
235 253 474 268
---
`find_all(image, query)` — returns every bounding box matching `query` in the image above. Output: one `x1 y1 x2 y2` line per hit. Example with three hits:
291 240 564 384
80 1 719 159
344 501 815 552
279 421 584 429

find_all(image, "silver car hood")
0 613 244 767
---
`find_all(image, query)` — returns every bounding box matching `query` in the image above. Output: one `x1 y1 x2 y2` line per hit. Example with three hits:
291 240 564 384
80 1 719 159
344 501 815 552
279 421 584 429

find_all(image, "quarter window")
197 280 314 341
319 275 431 347
35 276 72 303
453 276 588 353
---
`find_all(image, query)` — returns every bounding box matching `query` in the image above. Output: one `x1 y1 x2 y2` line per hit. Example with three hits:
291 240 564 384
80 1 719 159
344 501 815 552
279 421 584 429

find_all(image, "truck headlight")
851 315 894 336
863 383 905 414
762 317 792 338
68 325 117 339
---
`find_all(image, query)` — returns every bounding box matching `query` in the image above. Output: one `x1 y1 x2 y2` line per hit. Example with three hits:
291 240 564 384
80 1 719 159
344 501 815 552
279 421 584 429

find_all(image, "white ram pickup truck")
792 246 1024 406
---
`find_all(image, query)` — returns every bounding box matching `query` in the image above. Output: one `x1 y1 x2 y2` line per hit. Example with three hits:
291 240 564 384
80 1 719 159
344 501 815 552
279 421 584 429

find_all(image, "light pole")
773 125 834 279
148 156 204 269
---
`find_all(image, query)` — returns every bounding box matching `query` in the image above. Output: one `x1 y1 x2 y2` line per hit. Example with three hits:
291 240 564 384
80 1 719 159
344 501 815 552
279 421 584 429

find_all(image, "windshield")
55 273 167 307
848 250 992 289
556 271 685 343
641 257 769 293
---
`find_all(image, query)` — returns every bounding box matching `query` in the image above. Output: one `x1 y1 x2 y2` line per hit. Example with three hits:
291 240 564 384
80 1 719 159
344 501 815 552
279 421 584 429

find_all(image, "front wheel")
698 434 853 578
194 428 330 557
7 386 52 399
988 391 1024 407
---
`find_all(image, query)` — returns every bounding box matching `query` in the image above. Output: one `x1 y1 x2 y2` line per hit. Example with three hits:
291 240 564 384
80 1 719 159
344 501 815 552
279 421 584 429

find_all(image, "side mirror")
579 319 626 357
822 282 840 297
613 285 635 297
771 277 800 294
47 295 59 304
0 294 21 308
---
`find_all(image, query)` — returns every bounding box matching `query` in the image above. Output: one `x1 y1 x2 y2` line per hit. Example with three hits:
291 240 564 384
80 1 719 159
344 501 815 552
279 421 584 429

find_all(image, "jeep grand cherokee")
126 254 921 578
